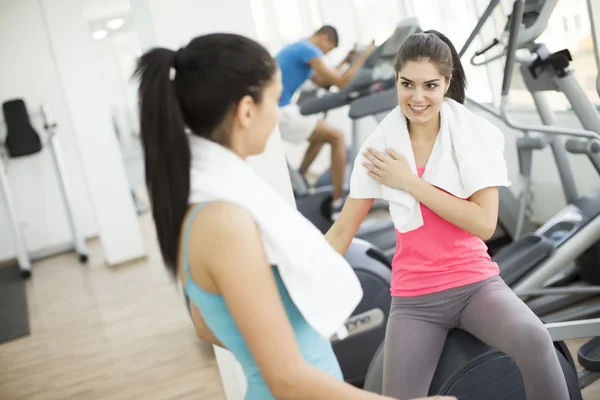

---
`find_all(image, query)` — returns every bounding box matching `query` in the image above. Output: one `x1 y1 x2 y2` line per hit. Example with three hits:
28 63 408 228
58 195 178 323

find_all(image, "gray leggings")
382 275 570 400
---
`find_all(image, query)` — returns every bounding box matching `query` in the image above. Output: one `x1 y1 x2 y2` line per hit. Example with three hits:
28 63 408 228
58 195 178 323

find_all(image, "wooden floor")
1 212 600 399
0 213 226 400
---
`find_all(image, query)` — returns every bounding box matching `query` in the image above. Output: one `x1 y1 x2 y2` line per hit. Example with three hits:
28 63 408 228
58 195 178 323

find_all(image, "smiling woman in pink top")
325 30 569 400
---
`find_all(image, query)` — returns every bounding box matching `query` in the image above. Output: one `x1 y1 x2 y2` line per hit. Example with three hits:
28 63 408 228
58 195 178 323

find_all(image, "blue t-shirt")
275 39 324 107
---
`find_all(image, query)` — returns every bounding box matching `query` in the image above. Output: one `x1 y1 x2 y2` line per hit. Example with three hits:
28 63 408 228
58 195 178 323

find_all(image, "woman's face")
396 60 449 126
232 68 283 157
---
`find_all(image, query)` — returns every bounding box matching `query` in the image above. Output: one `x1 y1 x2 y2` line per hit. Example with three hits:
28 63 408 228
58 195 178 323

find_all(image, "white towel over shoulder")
350 98 511 232
188 135 363 340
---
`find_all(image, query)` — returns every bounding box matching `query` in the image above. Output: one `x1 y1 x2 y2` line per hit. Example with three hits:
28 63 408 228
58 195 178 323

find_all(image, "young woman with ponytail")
134 33 453 400
326 30 570 400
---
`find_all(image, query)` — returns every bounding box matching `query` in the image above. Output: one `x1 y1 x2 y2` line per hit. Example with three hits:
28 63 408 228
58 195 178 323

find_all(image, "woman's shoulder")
191 200 252 220
181 200 265 292
187 201 257 242
186 201 260 261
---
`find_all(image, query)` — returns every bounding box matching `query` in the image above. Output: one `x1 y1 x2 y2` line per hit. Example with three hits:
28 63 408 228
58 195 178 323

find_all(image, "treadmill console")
380 19 421 58
299 19 422 116
361 18 422 84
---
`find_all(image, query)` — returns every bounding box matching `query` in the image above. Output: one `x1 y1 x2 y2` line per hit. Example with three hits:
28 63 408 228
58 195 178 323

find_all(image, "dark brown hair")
314 25 339 47
394 29 467 104
133 33 277 276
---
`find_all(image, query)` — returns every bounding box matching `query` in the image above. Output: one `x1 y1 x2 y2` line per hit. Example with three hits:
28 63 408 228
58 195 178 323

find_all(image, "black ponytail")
133 34 277 277
394 29 468 104
134 48 191 275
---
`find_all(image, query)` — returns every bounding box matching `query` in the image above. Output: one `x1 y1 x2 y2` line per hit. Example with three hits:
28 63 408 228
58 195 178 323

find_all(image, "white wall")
92 30 141 146
40 0 145 266
249 0 323 54
141 0 257 49
0 0 145 266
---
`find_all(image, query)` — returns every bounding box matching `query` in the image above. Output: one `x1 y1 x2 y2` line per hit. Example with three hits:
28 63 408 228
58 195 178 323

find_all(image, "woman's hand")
362 148 417 191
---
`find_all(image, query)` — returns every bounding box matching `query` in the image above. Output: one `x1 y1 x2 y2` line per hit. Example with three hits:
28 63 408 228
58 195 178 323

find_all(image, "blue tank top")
182 202 343 399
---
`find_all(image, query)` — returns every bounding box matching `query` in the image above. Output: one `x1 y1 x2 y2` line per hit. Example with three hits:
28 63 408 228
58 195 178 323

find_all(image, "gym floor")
0 210 599 399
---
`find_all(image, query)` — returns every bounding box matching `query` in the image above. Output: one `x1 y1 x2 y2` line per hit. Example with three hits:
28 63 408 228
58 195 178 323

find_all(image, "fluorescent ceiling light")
92 29 108 40
106 18 125 30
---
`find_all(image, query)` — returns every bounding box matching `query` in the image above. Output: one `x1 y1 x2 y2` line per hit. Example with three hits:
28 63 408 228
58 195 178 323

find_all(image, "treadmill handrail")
348 88 398 120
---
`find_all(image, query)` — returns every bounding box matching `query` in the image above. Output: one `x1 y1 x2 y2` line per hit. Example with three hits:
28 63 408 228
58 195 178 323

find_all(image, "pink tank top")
390 167 500 297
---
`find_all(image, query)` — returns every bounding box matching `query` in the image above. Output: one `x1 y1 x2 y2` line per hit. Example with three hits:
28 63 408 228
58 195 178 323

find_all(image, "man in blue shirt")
275 25 375 220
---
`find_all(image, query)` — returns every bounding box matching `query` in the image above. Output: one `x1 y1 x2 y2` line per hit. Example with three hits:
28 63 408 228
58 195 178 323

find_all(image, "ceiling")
82 0 134 39
82 0 132 23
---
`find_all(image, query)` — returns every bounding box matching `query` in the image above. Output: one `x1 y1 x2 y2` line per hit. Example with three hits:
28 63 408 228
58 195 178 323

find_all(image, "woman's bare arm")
406 182 499 240
325 197 374 254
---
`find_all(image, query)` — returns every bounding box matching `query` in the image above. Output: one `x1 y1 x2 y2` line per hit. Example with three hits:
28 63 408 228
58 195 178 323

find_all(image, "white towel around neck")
187 135 363 340
350 98 511 233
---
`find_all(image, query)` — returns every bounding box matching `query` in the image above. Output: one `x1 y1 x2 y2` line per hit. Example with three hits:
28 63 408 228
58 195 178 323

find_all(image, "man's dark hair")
314 25 339 47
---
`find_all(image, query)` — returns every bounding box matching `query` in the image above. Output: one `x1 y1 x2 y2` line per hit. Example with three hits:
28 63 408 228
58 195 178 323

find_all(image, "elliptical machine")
445 0 600 323
363 1 600 398
462 0 600 323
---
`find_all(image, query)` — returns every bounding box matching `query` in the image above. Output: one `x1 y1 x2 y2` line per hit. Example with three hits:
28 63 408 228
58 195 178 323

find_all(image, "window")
249 0 323 54
405 0 496 103
538 0 598 106
350 0 403 45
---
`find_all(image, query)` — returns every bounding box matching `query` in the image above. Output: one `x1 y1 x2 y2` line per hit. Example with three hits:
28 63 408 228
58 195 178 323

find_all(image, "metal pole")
586 0 600 98
0 153 31 277
41 105 88 263
530 92 579 204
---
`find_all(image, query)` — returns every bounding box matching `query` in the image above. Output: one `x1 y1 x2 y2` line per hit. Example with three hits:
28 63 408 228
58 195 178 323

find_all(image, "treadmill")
460 0 600 322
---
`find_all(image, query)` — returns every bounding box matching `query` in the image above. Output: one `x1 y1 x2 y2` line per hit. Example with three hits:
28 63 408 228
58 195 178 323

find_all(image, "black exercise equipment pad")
579 337 600 373
3 99 42 158
364 328 582 399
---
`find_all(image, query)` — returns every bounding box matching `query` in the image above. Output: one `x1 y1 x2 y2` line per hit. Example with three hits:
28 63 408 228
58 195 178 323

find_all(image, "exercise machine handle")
458 0 502 58
517 135 551 150
565 138 600 155
470 41 505 66
564 138 600 175
501 0 525 97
